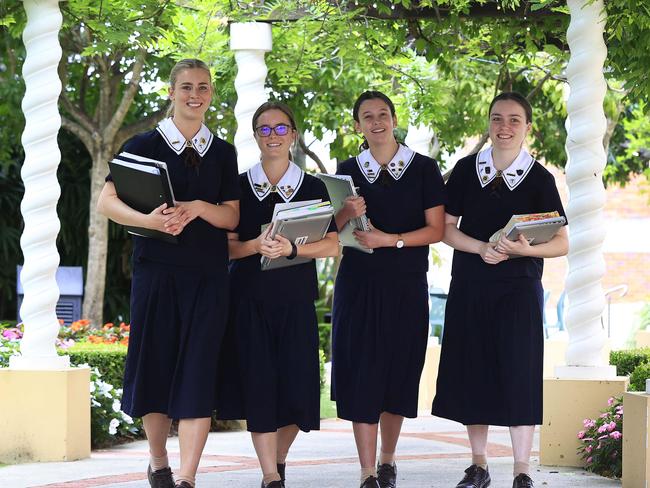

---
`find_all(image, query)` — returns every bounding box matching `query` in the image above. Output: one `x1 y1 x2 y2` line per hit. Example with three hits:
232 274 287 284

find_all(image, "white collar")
247 161 305 202
156 117 214 157
475 147 535 190
355 144 416 184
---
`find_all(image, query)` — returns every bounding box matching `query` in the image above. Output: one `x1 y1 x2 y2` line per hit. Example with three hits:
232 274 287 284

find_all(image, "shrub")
319 348 326 390
577 396 623 478
629 362 650 392
319 323 332 361
609 348 650 377
63 341 128 390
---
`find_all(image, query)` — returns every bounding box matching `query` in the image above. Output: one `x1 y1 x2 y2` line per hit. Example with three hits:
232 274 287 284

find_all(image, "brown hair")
488 91 533 123
251 101 298 132
166 58 212 118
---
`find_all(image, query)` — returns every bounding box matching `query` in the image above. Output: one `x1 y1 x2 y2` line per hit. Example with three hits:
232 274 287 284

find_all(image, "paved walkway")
1 414 621 488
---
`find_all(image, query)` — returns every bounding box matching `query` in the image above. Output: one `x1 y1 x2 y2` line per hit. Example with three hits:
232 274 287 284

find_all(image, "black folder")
108 152 178 244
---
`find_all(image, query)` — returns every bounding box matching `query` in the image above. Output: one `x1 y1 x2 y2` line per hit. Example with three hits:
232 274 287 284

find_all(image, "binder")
260 202 334 271
108 152 177 244
315 173 373 254
489 212 566 257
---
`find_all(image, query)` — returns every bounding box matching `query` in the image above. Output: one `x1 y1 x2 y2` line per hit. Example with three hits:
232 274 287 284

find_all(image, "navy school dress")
216 162 337 433
431 147 567 426
331 144 446 423
115 118 240 419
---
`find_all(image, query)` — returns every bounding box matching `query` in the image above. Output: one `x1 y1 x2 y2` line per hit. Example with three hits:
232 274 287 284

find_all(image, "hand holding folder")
108 152 178 244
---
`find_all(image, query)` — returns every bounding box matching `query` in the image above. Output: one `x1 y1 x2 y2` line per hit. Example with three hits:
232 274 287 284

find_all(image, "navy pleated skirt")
431 277 544 426
121 260 229 419
216 297 320 433
331 269 429 423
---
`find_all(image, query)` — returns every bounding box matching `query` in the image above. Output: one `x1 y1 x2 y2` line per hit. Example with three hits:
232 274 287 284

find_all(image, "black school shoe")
147 465 175 488
377 462 397 488
277 463 286 487
455 464 491 488
512 473 534 488
360 475 380 488
260 481 283 488
175 483 193 488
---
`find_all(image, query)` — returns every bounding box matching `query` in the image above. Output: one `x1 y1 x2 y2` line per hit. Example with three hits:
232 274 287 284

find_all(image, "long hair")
165 58 212 118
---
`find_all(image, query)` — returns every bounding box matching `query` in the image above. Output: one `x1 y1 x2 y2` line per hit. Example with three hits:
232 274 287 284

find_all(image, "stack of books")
489 211 566 246
260 200 334 270
108 152 177 244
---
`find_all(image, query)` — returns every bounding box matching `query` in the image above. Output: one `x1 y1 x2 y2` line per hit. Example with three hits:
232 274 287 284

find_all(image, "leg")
467 424 489 466
378 412 403 464
509 425 535 476
353 421 379 484
276 424 300 464
176 417 212 487
252 431 282 484
143 413 173 459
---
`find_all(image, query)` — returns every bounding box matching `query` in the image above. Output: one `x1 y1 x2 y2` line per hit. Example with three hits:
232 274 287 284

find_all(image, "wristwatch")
395 234 404 249
287 241 298 260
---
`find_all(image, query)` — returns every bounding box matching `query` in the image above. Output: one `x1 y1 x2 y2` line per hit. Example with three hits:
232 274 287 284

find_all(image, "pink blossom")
614 414 621 420
583 419 596 428
577 430 586 439
1 328 22 341
610 431 622 440
598 424 609 433
586 457 593 464
607 421 617 432
608 397 615 406
600 413 609 419
585 445 593 453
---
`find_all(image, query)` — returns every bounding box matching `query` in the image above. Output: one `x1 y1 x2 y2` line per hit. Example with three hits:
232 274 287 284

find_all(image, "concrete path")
0 414 621 488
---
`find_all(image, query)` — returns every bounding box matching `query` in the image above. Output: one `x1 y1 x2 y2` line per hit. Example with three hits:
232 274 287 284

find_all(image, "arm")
443 213 509 265
496 226 569 258
96 181 181 235
352 204 446 249
228 230 339 260
170 199 240 232
274 232 340 259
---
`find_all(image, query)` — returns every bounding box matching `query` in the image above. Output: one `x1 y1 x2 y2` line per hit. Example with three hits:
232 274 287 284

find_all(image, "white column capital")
230 22 272 52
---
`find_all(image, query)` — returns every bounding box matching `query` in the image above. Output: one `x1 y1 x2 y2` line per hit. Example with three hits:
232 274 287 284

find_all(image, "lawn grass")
320 387 337 419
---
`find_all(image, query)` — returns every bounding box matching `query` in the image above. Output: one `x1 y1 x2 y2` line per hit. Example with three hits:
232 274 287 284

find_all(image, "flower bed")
577 396 623 479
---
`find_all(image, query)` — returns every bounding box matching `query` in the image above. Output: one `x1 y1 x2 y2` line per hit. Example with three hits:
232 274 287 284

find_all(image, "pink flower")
2 328 22 341
583 419 596 428
615 414 621 419
585 445 593 453
610 431 622 440
607 421 617 432
598 424 608 433
608 397 615 406
577 430 585 439
600 413 609 419
586 457 593 464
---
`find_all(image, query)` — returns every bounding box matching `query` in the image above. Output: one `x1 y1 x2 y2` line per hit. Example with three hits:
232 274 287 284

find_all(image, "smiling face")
168 68 212 122
488 99 531 151
354 98 398 148
254 108 296 161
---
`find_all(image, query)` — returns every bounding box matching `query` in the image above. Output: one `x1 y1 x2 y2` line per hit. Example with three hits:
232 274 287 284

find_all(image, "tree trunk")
82 145 112 326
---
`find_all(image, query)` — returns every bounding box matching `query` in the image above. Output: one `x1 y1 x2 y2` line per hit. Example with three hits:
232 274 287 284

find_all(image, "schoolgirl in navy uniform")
217 101 338 488
97 59 240 488
331 91 446 488
431 92 568 488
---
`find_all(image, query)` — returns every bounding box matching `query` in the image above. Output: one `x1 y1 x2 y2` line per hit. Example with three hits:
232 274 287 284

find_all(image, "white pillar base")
9 354 70 370
555 364 617 379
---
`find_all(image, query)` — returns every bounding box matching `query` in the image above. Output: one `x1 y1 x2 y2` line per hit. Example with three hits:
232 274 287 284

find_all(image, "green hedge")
610 348 650 392
61 342 127 390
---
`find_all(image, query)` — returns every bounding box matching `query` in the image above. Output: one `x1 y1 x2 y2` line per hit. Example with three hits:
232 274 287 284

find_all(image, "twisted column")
557 0 614 378
230 22 272 172
10 0 69 370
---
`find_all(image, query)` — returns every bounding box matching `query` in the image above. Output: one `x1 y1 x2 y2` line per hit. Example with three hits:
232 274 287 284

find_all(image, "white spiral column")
230 22 272 172
405 124 434 157
556 0 614 378
10 0 69 370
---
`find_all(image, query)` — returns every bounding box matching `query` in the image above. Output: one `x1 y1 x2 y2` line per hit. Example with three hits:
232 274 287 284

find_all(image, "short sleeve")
537 169 568 224
445 157 469 217
218 143 241 202
421 156 447 210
